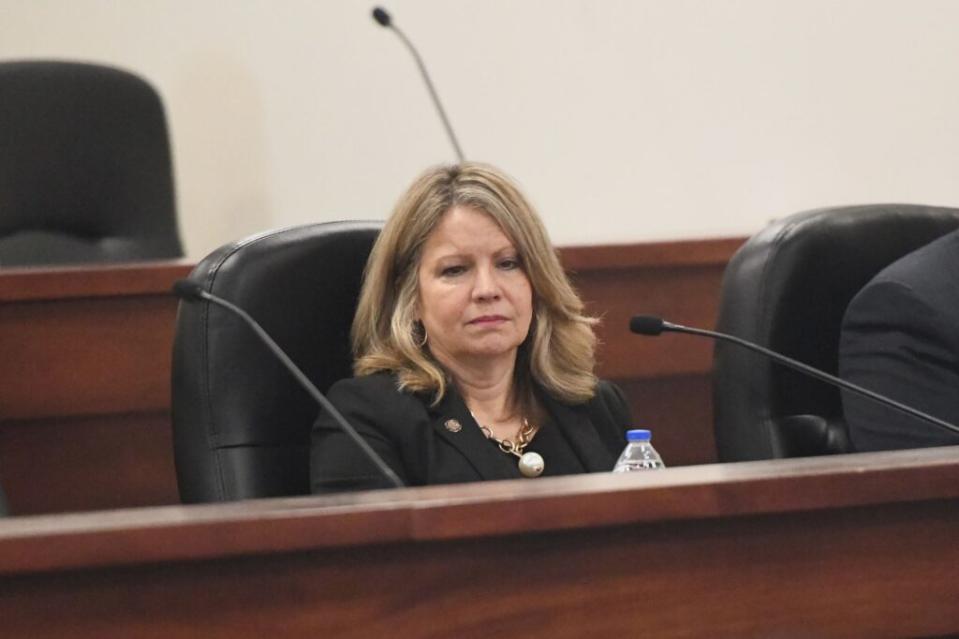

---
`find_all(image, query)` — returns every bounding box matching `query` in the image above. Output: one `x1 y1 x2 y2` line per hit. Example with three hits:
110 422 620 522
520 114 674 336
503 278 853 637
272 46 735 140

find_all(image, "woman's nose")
472 265 501 300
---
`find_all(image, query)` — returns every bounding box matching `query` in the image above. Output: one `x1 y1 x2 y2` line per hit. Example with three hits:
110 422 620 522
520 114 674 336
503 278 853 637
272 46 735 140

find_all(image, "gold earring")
415 322 428 348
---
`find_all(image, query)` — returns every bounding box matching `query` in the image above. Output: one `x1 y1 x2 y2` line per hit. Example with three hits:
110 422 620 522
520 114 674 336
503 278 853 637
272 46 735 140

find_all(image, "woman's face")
416 206 533 370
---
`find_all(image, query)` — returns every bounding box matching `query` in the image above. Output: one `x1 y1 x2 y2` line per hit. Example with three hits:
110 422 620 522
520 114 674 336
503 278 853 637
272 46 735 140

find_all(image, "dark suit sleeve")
840 279 959 451
590 380 634 454
310 375 415 494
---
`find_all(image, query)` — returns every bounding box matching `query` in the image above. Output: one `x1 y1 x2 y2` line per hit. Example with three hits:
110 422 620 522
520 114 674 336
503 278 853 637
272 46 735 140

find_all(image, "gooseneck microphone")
371 6 465 162
173 280 404 489
630 315 959 437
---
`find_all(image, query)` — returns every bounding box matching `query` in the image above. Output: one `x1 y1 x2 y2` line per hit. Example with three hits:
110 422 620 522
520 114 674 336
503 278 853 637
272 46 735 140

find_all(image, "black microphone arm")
629 314 959 437
371 6 465 162
173 280 404 489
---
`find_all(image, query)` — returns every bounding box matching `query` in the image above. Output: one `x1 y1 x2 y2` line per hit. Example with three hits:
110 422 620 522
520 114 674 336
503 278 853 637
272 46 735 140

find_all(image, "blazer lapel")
427 388 517 481
541 393 618 473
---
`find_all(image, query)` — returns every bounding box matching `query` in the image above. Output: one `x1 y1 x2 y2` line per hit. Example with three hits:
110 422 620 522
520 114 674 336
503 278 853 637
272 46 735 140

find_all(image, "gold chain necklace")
474 415 545 478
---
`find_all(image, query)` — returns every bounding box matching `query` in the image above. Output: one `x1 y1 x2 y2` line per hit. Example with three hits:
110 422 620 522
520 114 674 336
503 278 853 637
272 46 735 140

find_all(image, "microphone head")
372 7 392 27
172 279 206 302
629 315 666 336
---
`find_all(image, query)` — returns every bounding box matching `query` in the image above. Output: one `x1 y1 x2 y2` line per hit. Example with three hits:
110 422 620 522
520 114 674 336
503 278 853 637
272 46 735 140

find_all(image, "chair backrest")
713 204 959 461
171 221 381 503
0 60 181 266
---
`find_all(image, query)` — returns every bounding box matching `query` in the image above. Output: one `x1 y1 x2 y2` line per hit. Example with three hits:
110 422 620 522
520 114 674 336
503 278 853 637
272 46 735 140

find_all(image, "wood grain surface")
1 446 957 638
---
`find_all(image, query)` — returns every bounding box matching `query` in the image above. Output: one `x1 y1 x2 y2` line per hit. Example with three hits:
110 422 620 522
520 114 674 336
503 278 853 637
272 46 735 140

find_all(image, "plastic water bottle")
613 429 665 472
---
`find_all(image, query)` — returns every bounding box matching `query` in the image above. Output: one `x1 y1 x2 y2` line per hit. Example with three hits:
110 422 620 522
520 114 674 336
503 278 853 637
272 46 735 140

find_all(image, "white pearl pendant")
518 451 545 478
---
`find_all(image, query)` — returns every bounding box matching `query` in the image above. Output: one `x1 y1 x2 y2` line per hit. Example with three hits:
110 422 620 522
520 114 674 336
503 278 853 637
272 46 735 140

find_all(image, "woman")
310 163 632 493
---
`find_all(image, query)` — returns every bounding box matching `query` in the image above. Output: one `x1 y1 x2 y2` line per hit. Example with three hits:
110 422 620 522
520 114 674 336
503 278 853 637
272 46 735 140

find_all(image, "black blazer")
310 372 632 494
839 228 959 451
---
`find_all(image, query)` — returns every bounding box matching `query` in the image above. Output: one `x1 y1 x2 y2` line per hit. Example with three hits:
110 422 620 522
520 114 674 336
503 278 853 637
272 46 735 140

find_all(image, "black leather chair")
0 60 182 266
171 221 381 503
713 204 959 461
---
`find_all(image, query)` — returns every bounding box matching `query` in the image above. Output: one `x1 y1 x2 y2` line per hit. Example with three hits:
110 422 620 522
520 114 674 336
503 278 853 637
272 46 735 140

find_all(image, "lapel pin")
444 419 462 433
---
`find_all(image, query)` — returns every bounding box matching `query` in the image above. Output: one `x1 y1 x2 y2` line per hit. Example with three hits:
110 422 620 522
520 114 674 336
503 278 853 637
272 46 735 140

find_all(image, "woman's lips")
468 315 507 325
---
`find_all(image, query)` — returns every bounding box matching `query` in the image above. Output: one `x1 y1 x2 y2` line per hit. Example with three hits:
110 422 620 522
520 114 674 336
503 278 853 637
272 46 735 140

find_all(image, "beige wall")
2 0 958 257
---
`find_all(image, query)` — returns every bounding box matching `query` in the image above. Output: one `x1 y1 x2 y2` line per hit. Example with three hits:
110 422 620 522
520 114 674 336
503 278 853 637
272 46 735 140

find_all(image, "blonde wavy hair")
352 162 598 406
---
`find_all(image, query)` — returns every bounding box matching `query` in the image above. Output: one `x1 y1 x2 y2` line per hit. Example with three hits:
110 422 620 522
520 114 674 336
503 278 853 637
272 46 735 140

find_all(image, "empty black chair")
0 60 181 266
713 204 959 461
171 221 381 503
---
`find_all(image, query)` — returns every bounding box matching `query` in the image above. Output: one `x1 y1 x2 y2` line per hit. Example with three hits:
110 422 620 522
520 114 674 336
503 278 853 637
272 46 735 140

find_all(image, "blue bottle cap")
626 429 652 442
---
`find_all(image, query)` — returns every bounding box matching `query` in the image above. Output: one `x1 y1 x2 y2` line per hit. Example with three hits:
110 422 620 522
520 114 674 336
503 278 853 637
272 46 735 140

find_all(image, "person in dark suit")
839 227 959 451
311 163 633 493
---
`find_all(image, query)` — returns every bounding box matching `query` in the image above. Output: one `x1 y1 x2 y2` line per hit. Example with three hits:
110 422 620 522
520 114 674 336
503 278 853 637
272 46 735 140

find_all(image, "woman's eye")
499 257 521 270
441 265 466 277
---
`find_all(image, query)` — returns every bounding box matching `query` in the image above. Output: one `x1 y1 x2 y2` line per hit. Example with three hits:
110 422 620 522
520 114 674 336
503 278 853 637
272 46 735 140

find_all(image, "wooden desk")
0 261 191 514
0 239 740 515
1 447 958 637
